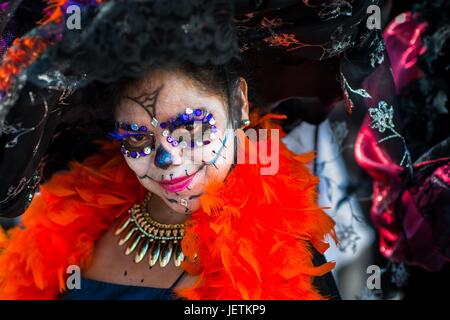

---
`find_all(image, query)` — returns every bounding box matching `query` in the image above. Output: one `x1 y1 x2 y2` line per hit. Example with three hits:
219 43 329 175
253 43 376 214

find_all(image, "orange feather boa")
0 128 336 300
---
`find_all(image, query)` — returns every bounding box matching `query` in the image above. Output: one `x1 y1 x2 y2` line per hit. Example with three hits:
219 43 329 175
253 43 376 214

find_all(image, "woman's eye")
178 121 205 133
171 122 206 140
156 110 217 149
124 134 155 149
129 134 144 142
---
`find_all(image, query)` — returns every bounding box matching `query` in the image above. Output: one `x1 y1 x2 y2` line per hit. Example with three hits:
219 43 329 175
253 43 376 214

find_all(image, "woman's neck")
146 193 188 225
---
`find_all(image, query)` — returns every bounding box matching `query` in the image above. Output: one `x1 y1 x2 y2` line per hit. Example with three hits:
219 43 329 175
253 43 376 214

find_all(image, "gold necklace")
114 193 185 268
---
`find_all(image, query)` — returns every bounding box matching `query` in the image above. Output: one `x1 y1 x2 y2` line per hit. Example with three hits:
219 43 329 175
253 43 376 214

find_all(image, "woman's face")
114 69 248 214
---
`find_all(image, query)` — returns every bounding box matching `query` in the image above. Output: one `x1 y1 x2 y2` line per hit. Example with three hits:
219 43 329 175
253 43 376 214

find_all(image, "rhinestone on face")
194 109 202 117
185 107 193 115
181 114 190 122
167 136 174 143
162 129 170 137
172 140 179 147
209 118 216 125
209 132 217 140
151 117 159 127
131 123 139 131
160 122 168 129
195 140 203 147
143 146 152 155
180 198 188 207
139 125 148 132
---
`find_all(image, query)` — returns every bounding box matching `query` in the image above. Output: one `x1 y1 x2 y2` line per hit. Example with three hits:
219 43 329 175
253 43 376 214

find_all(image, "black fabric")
311 247 341 300
396 0 450 161
0 82 64 217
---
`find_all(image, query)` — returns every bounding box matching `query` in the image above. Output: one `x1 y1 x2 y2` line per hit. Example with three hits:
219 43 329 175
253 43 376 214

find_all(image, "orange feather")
0 114 336 300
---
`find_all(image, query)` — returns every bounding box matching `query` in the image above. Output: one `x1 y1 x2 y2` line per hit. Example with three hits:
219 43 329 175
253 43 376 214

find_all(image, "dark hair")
178 62 244 128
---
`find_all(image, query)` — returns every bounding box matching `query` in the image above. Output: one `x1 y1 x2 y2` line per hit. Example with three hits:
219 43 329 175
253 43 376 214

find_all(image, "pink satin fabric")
355 12 449 271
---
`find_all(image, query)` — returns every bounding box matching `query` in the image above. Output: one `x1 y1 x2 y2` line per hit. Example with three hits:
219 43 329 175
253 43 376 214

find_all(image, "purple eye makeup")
111 107 219 157
110 122 155 158
158 108 218 148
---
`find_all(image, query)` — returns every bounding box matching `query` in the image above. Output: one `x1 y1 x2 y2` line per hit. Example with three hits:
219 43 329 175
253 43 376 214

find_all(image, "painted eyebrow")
124 86 163 121
160 107 215 125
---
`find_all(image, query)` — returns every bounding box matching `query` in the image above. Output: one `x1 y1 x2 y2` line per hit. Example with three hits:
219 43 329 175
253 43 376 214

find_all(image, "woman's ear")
238 77 249 122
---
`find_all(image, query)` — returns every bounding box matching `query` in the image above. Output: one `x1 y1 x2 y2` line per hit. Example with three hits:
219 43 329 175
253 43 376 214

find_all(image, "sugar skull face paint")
158 107 218 148
111 107 219 156
113 69 249 215
111 122 155 158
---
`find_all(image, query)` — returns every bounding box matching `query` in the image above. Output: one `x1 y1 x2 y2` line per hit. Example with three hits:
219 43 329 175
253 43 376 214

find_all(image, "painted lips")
158 172 196 193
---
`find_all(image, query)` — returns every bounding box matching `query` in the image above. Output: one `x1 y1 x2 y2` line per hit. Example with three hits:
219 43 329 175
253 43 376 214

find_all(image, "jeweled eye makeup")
159 107 218 148
110 122 156 158
110 107 218 157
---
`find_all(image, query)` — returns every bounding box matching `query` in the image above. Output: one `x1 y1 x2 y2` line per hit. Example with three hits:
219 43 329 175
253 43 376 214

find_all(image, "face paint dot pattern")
112 107 219 157
158 107 218 148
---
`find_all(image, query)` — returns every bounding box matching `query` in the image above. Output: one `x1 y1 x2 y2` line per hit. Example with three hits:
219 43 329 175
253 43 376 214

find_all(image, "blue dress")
60 271 186 300
60 249 341 300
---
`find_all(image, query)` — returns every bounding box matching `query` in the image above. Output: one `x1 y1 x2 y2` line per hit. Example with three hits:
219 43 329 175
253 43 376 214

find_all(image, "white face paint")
114 69 240 214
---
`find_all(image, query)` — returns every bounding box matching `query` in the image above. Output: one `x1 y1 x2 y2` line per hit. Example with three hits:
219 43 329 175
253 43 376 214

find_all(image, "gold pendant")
114 195 185 268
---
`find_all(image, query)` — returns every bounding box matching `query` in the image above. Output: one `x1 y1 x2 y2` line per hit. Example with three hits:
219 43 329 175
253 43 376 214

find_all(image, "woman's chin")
164 198 201 215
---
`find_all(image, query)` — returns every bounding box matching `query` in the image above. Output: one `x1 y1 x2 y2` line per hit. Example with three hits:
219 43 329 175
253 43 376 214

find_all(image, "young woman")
0 0 340 299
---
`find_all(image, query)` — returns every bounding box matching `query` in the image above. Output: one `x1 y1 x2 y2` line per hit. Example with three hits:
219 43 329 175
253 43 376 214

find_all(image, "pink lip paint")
158 173 196 193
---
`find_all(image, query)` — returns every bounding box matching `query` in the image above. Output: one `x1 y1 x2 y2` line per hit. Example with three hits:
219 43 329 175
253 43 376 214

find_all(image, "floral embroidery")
263 33 301 48
341 72 372 99
331 120 349 147
318 0 353 21
327 26 356 57
369 36 385 68
336 223 361 254
260 17 283 29
368 101 394 133
368 100 412 167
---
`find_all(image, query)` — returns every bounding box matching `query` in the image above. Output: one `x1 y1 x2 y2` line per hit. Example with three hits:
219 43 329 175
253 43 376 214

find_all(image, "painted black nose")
154 146 173 169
